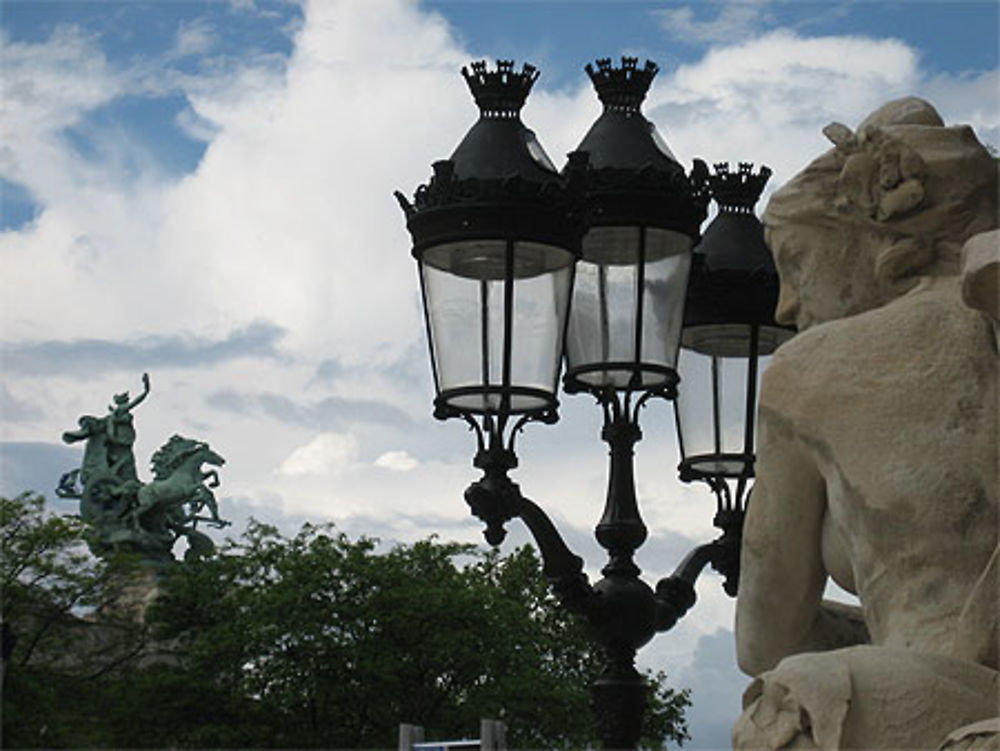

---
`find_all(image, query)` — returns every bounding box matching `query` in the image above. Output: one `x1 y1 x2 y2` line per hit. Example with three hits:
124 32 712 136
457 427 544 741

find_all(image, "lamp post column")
592 407 651 749
597 409 646 578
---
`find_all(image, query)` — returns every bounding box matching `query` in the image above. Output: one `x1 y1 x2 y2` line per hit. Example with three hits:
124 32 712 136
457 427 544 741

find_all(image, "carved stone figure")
57 374 229 563
732 98 999 749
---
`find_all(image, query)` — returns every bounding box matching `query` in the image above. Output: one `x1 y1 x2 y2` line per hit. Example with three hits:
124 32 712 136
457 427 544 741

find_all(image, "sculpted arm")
127 373 151 411
735 405 868 676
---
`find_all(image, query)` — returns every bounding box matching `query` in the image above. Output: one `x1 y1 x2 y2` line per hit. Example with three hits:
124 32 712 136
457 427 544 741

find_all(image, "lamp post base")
593 663 647 750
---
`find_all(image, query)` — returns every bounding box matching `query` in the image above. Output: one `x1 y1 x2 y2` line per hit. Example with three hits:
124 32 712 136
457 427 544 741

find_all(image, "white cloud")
656 2 772 45
922 68 1000 148
0 0 465 360
674 628 748 747
0 25 131 223
1 25 120 144
374 450 418 471
7 5 993 367
642 30 953 186
174 106 221 142
173 18 217 58
277 432 359 476
0 0 493 555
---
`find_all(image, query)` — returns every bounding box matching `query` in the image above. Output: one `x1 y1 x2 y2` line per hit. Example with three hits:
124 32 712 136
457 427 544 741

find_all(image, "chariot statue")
57 374 230 563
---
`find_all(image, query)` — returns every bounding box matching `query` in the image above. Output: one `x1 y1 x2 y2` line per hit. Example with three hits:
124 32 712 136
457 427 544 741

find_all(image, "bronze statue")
57 374 229 563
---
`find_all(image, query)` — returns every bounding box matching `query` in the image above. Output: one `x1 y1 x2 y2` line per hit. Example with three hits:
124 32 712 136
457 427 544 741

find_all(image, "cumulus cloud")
0 14 296 345
145 0 472 364
175 106 221 143
373 450 418 472
639 29 998 191
277 432 358 476
8 2 991 374
1 25 123 161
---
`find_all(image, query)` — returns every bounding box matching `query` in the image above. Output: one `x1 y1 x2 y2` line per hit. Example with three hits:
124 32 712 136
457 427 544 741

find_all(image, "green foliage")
1 492 148 747
2 492 99 634
2 496 690 748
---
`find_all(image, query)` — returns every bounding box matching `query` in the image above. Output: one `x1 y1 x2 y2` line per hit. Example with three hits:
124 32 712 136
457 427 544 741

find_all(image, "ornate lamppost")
397 58 788 750
673 162 795 597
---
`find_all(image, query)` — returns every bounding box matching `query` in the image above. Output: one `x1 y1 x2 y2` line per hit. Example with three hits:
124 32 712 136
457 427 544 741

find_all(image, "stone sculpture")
732 98 999 749
57 374 229 563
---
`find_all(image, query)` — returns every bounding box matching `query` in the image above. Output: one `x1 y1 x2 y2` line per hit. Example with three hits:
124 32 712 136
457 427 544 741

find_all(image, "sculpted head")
764 97 999 330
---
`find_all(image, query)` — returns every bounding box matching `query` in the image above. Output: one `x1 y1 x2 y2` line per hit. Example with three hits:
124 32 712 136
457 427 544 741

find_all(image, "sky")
1 0 998 746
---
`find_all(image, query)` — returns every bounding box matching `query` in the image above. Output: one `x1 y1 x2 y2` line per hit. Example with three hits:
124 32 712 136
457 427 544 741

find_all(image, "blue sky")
2 1 998 747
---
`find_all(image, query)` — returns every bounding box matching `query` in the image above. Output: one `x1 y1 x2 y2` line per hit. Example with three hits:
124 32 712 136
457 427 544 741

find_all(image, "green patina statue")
57 374 230 563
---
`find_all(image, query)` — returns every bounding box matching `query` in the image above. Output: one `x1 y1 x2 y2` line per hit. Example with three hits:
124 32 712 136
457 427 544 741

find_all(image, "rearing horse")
132 435 227 559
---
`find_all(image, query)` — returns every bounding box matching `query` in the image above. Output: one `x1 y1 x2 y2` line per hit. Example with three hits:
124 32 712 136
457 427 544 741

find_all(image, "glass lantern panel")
565 259 636 389
675 325 772 479
639 229 692 383
509 244 574 403
421 239 574 414
566 226 690 389
421 260 495 408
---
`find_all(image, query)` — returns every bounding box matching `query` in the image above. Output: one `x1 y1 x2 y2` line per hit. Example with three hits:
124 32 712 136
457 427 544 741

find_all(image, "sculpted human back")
733 98 999 749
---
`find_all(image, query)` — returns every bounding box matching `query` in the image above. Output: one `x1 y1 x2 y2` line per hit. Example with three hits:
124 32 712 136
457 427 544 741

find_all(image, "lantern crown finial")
461 59 539 119
585 57 658 114
709 162 773 213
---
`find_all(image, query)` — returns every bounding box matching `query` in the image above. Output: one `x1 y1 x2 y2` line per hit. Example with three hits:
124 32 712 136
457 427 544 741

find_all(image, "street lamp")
396 61 585 546
396 58 788 750
673 162 795 597
563 58 705 395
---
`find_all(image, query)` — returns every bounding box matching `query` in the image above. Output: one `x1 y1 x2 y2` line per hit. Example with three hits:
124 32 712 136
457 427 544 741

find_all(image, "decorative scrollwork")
398 159 576 216
586 56 659 114
461 59 538 119
709 161 772 213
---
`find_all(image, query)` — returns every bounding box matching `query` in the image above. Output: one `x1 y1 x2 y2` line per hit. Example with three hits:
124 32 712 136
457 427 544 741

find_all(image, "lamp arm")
462 436 596 614
516 495 597 616
653 508 744 632
673 540 719 585
653 542 712 631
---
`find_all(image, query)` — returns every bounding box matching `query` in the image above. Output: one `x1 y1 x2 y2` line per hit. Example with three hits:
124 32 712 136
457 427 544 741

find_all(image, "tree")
148 521 690 748
1 496 690 748
1 493 149 747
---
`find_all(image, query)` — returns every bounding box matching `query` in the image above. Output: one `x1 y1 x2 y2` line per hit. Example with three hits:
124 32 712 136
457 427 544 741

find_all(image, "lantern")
563 58 707 397
675 163 794 522
397 61 583 425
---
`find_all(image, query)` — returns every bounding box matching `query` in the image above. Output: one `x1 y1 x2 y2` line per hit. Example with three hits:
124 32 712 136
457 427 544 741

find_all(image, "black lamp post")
396 61 585 546
672 162 795 596
396 59 790 750
559 57 709 747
